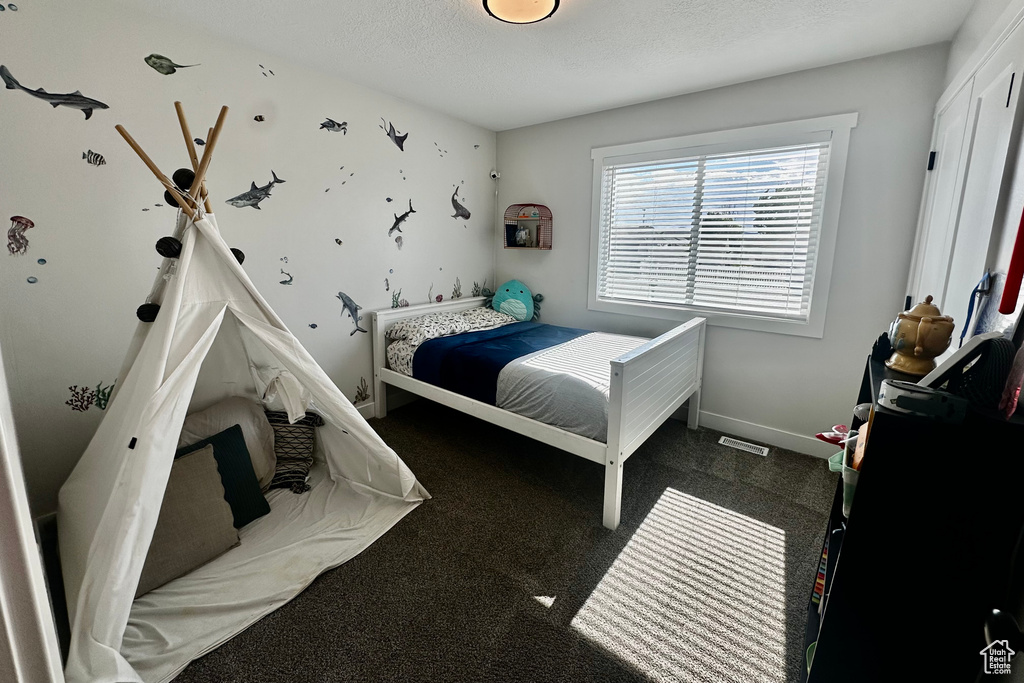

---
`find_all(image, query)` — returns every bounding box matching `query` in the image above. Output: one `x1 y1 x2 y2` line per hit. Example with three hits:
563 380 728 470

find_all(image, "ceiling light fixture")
483 0 559 24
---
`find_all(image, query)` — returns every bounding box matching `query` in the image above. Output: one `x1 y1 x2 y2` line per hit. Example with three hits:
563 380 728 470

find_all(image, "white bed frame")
371 296 706 530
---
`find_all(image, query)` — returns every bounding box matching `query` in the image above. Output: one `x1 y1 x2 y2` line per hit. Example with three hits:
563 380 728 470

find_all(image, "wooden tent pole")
114 124 196 220
173 102 212 212
188 106 228 204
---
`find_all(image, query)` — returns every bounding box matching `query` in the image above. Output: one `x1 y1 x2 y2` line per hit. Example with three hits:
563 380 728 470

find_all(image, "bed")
371 296 706 530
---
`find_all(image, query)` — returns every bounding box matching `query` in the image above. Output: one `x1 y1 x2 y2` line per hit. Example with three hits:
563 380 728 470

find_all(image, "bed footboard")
603 317 706 529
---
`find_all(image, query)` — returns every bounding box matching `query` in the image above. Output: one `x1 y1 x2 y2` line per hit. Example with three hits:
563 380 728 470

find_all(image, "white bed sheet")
496 332 648 441
122 462 421 683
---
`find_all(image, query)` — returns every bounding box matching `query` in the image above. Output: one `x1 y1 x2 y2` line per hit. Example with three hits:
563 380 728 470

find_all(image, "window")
589 114 857 337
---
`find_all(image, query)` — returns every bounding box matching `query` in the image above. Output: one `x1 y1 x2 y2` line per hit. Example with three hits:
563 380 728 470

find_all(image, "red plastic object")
999 202 1024 314
815 424 850 445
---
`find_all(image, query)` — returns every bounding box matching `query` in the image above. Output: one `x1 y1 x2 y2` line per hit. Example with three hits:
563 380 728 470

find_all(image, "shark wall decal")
225 171 286 210
388 199 415 236
1 65 108 120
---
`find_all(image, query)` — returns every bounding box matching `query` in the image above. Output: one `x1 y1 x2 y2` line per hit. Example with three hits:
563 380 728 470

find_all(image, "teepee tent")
57 104 428 683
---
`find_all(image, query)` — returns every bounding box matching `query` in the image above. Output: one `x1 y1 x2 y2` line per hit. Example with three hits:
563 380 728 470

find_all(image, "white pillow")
178 397 277 491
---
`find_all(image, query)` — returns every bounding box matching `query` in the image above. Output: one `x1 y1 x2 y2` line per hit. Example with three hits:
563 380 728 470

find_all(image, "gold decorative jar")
886 295 955 376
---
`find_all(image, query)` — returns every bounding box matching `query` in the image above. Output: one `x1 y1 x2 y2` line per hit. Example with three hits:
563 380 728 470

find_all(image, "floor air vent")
718 436 770 457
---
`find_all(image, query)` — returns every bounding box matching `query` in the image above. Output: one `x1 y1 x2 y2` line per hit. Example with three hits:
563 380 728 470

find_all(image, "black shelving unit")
802 356 1024 682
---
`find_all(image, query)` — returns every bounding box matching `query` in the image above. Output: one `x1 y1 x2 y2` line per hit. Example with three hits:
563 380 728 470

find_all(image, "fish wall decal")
380 118 408 151
336 291 367 335
225 171 285 210
83 150 106 167
451 187 471 220
388 199 415 236
320 118 347 133
1 65 108 120
279 269 293 285
144 54 199 75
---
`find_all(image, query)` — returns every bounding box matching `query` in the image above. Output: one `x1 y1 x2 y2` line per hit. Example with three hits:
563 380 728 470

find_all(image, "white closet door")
943 31 1024 339
912 83 973 308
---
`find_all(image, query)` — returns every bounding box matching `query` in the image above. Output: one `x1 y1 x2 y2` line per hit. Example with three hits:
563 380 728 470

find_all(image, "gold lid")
905 295 944 318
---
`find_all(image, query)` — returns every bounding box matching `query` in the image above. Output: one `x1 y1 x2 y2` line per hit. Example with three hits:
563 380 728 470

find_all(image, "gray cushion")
179 397 277 491
136 445 240 598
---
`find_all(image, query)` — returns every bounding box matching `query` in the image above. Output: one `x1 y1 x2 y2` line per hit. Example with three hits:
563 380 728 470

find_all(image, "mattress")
388 321 647 441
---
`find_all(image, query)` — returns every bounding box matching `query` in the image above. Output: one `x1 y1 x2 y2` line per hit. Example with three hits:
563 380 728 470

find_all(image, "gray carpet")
176 402 836 683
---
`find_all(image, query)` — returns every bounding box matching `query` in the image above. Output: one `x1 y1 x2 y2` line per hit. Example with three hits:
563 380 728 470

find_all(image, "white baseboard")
699 410 837 459
355 401 375 420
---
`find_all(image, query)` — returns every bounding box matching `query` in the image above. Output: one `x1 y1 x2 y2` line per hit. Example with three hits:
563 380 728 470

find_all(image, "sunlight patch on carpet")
570 488 787 681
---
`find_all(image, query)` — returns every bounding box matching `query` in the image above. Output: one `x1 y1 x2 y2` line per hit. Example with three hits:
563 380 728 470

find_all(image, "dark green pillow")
176 423 270 528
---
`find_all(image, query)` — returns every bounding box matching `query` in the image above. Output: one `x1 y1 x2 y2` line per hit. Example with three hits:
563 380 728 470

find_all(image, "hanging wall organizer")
503 204 552 250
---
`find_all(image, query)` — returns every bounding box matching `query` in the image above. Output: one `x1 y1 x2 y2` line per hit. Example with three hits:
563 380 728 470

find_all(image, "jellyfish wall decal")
7 216 34 256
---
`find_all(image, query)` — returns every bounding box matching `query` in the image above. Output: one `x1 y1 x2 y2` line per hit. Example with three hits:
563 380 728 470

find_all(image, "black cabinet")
803 357 1024 682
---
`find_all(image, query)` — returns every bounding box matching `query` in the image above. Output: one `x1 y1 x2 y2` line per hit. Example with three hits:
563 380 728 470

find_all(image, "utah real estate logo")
980 639 1015 675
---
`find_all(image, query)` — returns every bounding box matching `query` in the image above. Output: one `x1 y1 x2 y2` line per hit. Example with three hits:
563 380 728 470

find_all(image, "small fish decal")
388 199 415 236
82 150 106 167
225 171 285 210
194 137 205 146
386 197 393 203
1 65 109 120
309 324 318 329
320 118 347 134
144 54 199 76
451 187 471 220
253 115 265 122
395 236 404 250
279 269 293 285
385 278 390 292
380 118 408 151
335 238 343 245
336 291 367 335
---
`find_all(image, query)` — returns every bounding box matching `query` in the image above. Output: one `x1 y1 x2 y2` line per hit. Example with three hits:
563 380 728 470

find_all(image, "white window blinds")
597 140 832 322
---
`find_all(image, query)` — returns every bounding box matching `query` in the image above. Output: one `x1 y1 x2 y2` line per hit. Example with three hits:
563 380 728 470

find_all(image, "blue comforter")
413 322 591 405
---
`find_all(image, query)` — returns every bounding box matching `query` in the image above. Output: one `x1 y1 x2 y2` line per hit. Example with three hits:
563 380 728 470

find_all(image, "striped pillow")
265 411 325 493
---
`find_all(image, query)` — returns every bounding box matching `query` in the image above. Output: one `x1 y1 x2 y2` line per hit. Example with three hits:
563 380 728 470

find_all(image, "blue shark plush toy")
491 279 543 321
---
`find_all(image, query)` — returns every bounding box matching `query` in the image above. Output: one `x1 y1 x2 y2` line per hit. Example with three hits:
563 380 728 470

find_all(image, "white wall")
946 0 1019 86
495 44 949 456
0 1 496 515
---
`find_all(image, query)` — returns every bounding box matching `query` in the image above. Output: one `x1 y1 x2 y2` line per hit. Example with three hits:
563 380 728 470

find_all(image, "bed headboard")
370 296 487 416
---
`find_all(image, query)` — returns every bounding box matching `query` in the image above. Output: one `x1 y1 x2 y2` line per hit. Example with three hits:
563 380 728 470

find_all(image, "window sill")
588 296 826 338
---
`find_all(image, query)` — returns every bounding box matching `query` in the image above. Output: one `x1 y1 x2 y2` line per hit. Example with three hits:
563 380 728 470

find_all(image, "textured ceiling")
118 0 975 131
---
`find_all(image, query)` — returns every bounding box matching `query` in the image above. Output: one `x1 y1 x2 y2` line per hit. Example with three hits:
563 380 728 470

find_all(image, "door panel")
943 33 1024 341
913 84 973 307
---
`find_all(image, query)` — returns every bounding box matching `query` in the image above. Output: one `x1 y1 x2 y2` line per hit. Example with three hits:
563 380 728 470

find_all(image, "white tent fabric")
57 213 428 683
